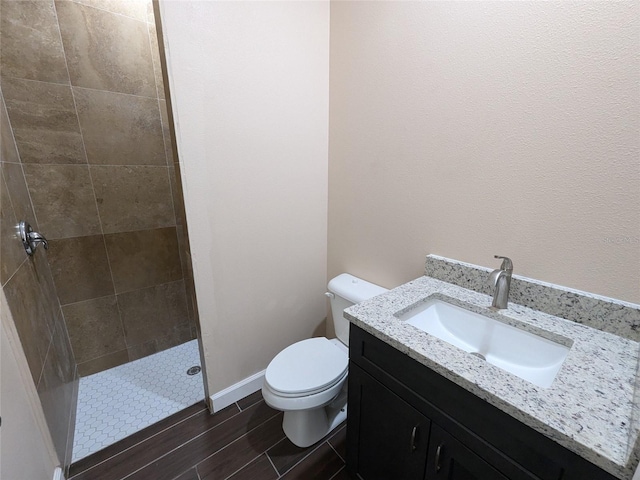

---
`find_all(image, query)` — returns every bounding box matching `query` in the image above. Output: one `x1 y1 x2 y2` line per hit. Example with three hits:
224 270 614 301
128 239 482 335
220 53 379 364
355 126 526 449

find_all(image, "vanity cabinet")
346 325 618 480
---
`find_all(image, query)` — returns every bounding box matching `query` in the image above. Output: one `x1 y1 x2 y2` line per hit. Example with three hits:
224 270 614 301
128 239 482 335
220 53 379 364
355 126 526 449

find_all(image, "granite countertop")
344 275 640 479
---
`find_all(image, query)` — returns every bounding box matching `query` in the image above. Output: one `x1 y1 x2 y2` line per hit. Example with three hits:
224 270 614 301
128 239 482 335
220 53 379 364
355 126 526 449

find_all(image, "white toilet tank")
327 274 388 346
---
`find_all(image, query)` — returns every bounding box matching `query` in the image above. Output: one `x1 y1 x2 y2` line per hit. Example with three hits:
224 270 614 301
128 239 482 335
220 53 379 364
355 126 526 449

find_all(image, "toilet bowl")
262 274 387 447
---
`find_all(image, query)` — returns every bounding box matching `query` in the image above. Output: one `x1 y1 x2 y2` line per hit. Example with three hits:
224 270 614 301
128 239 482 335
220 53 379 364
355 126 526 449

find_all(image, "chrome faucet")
488 255 513 309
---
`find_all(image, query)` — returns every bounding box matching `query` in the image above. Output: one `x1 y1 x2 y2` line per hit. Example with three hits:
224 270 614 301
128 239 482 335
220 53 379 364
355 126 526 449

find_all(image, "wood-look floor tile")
225 454 278 480
173 467 201 480
328 425 347 461
70 402 208 477
70 404 240 480
328 466 351 480
236 390 263 411
69 392 346 480
266 436 320 475
197 413 284 480
280 443 344 480
126 401 279 480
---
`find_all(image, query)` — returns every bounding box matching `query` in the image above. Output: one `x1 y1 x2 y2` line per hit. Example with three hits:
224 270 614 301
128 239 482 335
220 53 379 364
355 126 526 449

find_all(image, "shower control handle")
19 220 49 256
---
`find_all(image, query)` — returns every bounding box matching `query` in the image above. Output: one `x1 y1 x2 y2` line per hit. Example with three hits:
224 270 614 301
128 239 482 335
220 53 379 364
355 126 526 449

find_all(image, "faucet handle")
493 255 513 272
19 221 49 256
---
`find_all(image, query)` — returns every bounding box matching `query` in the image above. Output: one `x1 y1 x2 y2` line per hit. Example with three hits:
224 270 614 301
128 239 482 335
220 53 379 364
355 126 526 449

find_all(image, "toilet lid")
265 337 348 396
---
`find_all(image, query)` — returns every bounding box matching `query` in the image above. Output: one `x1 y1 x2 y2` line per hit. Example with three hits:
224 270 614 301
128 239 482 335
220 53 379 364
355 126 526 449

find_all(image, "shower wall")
1 87 78 468
1 0 196 377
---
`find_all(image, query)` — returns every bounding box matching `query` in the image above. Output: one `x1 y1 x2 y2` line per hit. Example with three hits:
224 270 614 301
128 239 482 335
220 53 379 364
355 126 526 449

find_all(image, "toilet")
262 273 388 447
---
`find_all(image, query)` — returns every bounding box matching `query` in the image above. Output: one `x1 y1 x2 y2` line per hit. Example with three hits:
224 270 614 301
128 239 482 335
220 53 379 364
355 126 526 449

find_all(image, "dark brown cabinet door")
352 367 430 480
425 423 509 480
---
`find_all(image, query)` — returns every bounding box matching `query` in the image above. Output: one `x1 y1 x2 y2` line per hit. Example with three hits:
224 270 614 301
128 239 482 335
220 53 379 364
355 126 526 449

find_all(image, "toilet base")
282 389 347 448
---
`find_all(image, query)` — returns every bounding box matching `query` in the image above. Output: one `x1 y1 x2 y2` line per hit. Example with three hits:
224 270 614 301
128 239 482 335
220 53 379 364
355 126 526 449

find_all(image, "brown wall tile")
23 164 101 239
3 260 56 384
0 169 27 286
37 319 77 462
169 165 185 226
154 322 194 352
72 0 149 22
1 88 76 469
148 21 165 100
158 100 173 164
62 295 125 364
1 77 86 165
48 235 114 305
31 245 63 324
1 161 38 231
74 87 165 166
118 280 188 346
0 0 70 84
77 348 128 376
1 94 20 164
91 165 174 233
56 0 156 97
127 340 157 361
105 227 182 293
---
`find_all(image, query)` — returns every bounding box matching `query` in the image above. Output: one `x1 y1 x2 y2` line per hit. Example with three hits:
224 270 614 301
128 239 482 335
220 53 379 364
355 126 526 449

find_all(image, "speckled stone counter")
345 275 640 479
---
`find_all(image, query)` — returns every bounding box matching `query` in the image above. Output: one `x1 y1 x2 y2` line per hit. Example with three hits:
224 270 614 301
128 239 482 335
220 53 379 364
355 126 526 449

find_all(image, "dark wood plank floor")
68 391 348 480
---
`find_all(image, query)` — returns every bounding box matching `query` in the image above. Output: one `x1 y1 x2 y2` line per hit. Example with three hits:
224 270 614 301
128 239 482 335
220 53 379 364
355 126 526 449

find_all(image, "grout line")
34 323 55 393
264 452 281 480
1 74 70 88
0 248 28 289
118 403 267 480
327 466 347 480
72 163 168 168
2 102 43 233
210 414 285 480
69 83 158 101
220 453 263 480
50 224 178 245
69 0 150 25
194 411 284 480
268 437 328 478
327 440 344 463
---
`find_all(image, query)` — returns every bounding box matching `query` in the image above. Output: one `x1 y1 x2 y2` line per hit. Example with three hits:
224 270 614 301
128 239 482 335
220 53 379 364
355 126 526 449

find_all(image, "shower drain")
187 366 202 376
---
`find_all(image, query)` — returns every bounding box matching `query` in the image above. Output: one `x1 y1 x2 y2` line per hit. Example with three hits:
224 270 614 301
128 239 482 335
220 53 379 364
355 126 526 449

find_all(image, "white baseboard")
210 370 265 412
53 467 65 480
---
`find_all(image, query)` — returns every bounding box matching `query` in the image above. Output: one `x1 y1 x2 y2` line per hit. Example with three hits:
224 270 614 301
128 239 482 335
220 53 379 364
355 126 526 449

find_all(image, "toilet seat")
265 337 348 397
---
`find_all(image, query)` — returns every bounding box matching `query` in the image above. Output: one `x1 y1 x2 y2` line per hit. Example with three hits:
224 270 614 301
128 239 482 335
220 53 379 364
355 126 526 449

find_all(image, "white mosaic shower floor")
72 340 204 461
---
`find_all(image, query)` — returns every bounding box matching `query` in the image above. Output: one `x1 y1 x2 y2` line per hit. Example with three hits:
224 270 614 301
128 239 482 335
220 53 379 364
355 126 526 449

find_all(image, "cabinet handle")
435 444 443 472
409 425 418 453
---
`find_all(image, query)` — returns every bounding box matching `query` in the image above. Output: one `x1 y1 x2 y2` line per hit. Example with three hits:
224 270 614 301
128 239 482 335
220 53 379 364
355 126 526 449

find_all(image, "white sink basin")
396 298 570 388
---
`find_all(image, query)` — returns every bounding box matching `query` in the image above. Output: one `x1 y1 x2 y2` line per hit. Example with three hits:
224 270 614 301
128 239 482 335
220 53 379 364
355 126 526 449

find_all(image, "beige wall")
159 1 330 393
329 1 639 303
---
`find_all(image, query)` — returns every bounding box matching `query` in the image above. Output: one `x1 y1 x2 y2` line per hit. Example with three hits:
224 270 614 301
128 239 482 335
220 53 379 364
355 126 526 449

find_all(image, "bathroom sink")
396 299 570 388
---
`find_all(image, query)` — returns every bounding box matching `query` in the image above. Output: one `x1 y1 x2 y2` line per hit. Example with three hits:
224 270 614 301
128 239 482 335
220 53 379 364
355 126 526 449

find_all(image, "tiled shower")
1 0 203 467
1 0 197 374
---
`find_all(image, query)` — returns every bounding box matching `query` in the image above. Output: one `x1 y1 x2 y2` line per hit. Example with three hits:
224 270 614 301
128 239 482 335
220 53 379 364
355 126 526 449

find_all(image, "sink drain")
470 352 486 361
187 366 201 376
